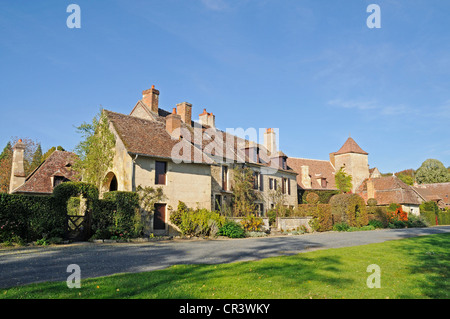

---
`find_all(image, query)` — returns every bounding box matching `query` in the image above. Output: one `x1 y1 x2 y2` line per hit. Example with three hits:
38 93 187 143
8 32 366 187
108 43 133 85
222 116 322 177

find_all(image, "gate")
65 196 91 241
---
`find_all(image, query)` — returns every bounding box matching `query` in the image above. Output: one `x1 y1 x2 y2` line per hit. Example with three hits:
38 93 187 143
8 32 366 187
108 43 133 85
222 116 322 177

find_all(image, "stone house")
9 142 79 195
287 136 380 201
356 175 425 216
103 85 298 235
413 182 450 210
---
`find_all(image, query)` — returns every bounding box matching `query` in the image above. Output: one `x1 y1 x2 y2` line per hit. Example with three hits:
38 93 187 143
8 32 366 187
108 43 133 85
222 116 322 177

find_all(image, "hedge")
0 182 143 243
329 193 368 227
93 191 141 239
300 190 339 204
0 193 58 242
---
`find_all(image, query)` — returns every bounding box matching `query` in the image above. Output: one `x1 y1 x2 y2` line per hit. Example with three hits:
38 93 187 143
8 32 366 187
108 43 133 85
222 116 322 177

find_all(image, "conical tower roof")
334 137 368 155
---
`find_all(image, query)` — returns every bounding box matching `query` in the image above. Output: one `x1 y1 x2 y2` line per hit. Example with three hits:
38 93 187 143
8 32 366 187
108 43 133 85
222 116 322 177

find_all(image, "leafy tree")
0 142 12 193
41 146 65 163
415 159 450 184
73 110 116 190
232 166 259 217
395 169 415 186
335 167 353 193
29 143 43 173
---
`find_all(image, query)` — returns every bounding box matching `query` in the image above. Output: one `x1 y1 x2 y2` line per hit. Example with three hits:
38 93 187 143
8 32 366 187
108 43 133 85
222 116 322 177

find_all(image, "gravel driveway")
1 226 449 289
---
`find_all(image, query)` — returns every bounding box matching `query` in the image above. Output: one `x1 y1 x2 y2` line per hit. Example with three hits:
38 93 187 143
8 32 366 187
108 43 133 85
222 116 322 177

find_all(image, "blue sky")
0 0 449 173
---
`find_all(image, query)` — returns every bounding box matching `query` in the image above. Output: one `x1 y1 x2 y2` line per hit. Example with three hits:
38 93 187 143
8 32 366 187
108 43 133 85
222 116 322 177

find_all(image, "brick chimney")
199 109 215 128
142 85 159 113
166 108 181 139
177 102 192 125
9 139 26 193
264 128 277 155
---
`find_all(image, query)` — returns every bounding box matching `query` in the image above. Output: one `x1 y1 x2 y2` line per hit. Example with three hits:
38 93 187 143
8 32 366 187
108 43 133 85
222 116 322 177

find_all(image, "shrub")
301 190 339 204
333 222 350 232
389 220 406 229
368 219 384 229
0 193 59 243
218 220 246 238
329 194 368 227
267 209 277 226
438 210 450 225
177 207 226 237
406 215 428 228
367 198 378 207
241 214 264 232
305 192 319 205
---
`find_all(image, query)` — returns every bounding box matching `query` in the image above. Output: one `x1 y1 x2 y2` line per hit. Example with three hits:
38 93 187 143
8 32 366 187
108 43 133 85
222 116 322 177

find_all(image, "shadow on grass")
4 253 353 299
393 233 449 299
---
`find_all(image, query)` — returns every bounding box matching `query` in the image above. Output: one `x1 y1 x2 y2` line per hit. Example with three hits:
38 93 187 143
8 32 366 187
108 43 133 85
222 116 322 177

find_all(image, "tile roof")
334 137 368 155
286 157 337 190
413 182 450 208
106 107 295 174
357 176 424 205
13 151 80 195
105 110 212 165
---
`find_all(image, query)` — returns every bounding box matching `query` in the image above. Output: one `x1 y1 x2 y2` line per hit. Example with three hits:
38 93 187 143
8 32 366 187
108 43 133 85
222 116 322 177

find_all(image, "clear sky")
1 0 449 173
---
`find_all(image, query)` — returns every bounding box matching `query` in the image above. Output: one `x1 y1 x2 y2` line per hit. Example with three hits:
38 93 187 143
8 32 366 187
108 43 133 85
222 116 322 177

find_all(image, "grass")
1 234 449 299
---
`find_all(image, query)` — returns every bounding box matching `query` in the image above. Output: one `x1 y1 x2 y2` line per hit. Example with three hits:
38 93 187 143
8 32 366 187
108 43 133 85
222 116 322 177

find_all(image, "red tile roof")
357 176 424 205
413 182 450 208
13 151 80 195
286 157 337 190
334 137 368 155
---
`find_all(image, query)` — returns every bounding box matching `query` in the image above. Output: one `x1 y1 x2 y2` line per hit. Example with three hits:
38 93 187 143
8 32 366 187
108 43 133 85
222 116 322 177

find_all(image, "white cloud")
328 99 414 117
200 0 228 11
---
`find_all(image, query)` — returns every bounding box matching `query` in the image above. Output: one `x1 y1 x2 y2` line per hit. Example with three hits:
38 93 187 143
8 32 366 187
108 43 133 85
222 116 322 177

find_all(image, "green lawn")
2 234 449 299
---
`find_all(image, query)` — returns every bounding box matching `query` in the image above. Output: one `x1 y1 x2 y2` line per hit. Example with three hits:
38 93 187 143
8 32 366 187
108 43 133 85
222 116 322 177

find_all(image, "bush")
305 192 319 205
241 214 264 232
329 194 368 227
437 210 450 225
367 198 378 207
218 220 246 238
301 190 339 204
406 215 428 228
367 206 389 227
389 220 406 229
368 219 384 229
267 209 277 226
0 193 60 243
333 222 350 232
177 207 226 237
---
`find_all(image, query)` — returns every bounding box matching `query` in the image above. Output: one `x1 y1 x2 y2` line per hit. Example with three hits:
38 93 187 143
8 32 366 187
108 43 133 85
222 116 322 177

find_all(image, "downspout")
131 153 139 192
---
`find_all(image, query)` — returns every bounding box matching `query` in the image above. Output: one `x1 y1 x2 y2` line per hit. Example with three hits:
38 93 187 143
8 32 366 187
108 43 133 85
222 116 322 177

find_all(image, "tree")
335 167 353 193
415 159 450 184
395 169 415 186
0 142 12 193
231 166 259 217
29 143 43 173
42 146 65 163
73 110 116 190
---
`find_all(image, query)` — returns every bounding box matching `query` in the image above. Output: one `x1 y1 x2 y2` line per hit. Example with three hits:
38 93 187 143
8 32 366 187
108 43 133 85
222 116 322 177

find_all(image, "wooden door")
154 204 166 230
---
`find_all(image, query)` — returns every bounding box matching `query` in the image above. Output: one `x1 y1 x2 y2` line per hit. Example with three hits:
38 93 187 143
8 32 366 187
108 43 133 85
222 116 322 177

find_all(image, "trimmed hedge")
0 194 58 242
300 190 339 204
93 191 141 239
329 193 368 227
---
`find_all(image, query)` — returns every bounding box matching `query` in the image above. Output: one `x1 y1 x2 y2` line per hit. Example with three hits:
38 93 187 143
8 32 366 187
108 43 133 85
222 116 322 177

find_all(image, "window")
269 178 273 190
321 178 327 188
288 178 291 195
253 172 260 190
53 176 68 188
214 194 222 211
155 161 167 185
282 178 286 194
222 166 228 191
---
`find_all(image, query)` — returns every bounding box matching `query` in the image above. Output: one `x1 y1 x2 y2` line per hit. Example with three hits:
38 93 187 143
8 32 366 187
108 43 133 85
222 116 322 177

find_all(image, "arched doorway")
104 172 118 192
